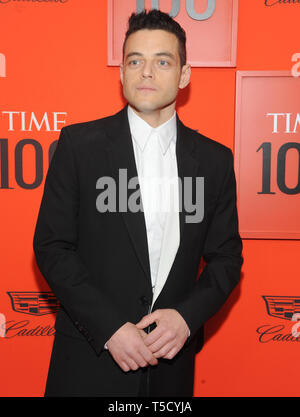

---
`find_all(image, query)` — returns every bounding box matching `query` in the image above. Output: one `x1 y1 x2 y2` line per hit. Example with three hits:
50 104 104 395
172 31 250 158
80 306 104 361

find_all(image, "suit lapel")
176 116 200 243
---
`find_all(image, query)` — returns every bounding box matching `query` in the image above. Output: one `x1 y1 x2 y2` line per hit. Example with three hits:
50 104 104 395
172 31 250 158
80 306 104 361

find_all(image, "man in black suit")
33 10 243 397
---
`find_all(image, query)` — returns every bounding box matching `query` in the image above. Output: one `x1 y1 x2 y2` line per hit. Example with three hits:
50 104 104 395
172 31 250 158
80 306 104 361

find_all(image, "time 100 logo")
0 138 58 190
257 113 300 195
136 0 215 20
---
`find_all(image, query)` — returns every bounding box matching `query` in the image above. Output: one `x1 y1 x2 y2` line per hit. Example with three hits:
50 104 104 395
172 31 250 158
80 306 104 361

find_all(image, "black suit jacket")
33 105 243 396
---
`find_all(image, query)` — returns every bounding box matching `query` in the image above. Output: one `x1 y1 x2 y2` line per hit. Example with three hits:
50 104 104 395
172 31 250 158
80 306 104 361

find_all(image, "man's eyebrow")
125 52 143 60
154 52 176 60
125 51 176 60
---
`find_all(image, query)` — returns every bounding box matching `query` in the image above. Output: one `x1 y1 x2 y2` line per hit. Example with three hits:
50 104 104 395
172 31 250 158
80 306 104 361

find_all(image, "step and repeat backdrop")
1 0 300 397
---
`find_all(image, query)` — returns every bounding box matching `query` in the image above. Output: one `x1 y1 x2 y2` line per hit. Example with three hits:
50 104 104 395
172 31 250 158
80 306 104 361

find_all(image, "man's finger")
138 329 147 339
143 325 166 346
153 342 177 359
121 361 130 372
139 344 158 366
162 346 178 360
146 332 173 353
138 329 159 365
136 311 159 329
125 357 140 371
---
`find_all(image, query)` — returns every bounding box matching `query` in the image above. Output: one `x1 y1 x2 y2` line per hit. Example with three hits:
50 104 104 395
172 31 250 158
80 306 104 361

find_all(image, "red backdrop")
0 0 300 397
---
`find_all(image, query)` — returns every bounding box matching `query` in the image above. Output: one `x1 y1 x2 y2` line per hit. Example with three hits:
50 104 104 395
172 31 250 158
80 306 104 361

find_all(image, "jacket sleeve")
33 127 127 355
175 148 243 341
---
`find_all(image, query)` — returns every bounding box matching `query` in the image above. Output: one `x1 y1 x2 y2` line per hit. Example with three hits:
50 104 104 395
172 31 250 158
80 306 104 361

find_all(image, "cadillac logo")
7 292 59 316
262 295 300 321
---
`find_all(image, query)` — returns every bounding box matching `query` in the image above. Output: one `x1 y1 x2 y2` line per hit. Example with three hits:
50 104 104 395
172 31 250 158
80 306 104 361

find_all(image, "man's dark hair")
123 9 187 67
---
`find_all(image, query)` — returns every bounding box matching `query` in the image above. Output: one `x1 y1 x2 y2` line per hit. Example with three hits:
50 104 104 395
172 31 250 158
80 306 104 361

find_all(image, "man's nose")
141 61 153 78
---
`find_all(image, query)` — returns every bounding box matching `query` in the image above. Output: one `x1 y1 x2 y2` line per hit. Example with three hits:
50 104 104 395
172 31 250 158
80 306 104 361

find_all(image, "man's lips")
137 86 156 91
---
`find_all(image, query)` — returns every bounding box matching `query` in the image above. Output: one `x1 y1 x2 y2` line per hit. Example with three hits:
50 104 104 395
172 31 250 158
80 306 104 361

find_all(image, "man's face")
120 29 190 114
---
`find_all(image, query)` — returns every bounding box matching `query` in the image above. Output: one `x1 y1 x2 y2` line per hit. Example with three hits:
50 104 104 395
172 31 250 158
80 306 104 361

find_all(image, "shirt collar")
127 105 176 155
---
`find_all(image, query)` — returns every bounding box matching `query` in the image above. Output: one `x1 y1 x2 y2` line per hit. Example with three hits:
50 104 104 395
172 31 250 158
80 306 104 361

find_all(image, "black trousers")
137 367 149 397
137 362 194 397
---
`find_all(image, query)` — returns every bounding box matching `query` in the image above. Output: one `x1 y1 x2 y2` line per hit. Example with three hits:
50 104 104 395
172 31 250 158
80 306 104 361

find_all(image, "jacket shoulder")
182 123 233 162
61 112 119 140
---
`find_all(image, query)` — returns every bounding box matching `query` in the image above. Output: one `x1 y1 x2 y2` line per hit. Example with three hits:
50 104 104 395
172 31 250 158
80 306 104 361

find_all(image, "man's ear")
179 64 191 89
120 63 124 85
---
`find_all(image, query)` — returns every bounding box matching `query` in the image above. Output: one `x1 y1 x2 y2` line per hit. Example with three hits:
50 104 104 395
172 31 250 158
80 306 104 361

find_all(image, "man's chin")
128 101 167 114
129 102 158 113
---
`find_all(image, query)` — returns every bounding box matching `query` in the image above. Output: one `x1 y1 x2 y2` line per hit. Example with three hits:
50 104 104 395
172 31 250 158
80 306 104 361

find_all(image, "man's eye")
129 60 139 66
159 60 169 66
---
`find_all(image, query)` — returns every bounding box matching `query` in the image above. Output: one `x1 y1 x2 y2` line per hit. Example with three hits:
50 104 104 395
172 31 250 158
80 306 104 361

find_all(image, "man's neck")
129 104 176 128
